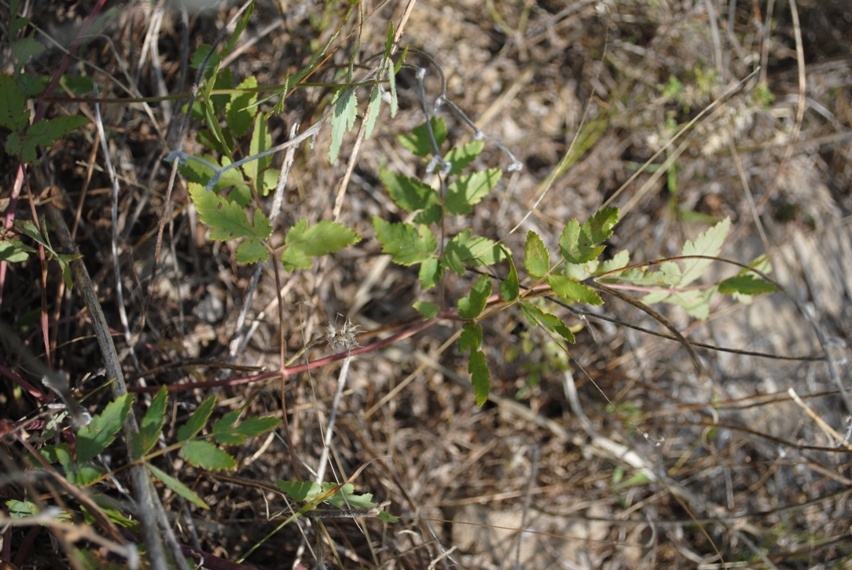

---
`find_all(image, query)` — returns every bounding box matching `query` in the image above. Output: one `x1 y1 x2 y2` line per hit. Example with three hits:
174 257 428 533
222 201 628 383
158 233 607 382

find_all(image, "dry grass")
1 0 851 568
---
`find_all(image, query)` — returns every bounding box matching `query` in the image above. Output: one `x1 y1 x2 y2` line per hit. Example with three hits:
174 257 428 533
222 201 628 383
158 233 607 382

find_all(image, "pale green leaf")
445 168 502 215
280 219 360 271
418 257 442 289
132 386 167 459
458 275 492 319
328 89 358 164
181 440 236 470
373 217 436 266
177 396 217 442
679 217 731 286
413 301 439 318
597 250 630 276
76 394 133 463
524 231 550 278
386 58 398 118
548 275 603 305
189 184 272 243
559 207 619 264
364 85 382 139
444 141 484 175
146 463 208 510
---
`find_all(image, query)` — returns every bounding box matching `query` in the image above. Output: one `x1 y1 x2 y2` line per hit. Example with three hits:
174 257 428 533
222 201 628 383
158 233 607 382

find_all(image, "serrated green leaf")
211 410 243 444
458 275 492 319
524 231 550 278
445 168 502 215
7 115 89 164
458 322 483 353
132 386 167 459
469 350 490 406
280 219 360 271
413 204 443 224
719 275 779 295
189 184 272 244
597 250 630 276
373 217 436 266
559 208 619 264
397 117 446 156
177 396 217 442
226 76 258 139
220 1 253 59
364 85 382 139
0 74 29 131
328 88 358 164
76 394 133 463
443 231 505 275
235 237 269 264
548 275 603 305
444 141 484 175
181 440 236 470
519 301 575 343
500 255 520 301
146 463 208 510
380 169 439 212
680 217 731 286
418 257 442 289
11 37 45 71
413 301 439 318
277 480 324 502
231 416 281 438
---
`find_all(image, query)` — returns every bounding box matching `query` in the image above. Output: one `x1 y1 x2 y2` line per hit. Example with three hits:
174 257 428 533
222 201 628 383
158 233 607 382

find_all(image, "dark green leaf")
132 386 167 460
719 275 778 295
235 238 269 264
458 322 483 353
8 115 89 164
373 217 437 266
413 204 443 225
231 416 281 438
76 394 133 463
458 275 492 319
225 76 258 139
397 117 446 156
177 396 217 442
469 350 490 406
181 440 236 470
380 169 439 212
500 255 520 302
0 74 29 131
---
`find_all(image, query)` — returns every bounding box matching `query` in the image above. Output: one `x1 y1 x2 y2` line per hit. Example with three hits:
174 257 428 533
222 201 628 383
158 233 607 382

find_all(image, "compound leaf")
445 168 502 215
280 219 360 272
458 274 492 319
380 169 439 212
76 394 133 463
177 395 217 442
